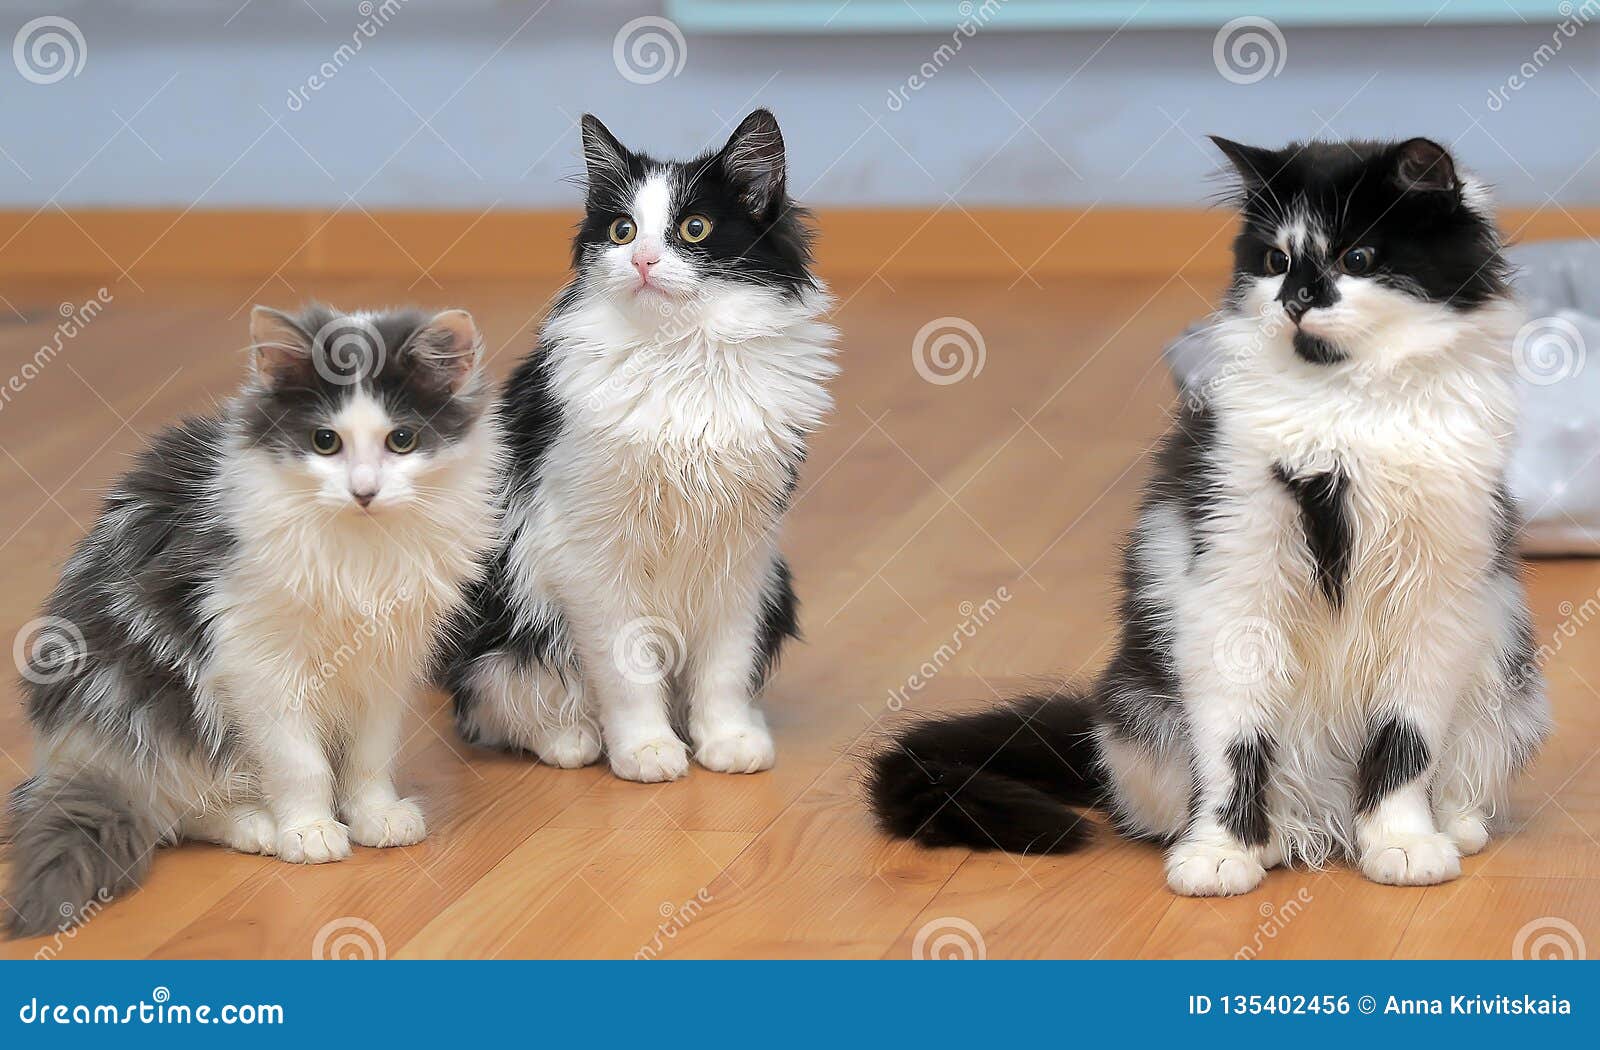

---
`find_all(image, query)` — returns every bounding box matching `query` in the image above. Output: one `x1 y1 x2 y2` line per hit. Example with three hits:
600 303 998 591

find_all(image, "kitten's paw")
610 737 690 783
1165 843 1266 897
224 807 278 856
346 798 426 849
1440 811 1491 856
276 819 351 864
534 723 603 769
1359 832 1461 886
694 727 776 774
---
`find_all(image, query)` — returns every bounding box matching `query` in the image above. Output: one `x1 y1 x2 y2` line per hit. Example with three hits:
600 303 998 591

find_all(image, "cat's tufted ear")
580 114 632 202
248 306 315 383
1391 137 1458 194
719 109 787 220
407 308 482 393
1209 136 1282 186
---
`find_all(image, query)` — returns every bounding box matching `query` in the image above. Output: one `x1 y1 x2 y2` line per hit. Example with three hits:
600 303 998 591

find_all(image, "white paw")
346 798 427 849
694 727 776 774
276 818 351 864
1440 811 1490 856
1166 842 1267 897
1360 831 1461 886
224 807 278 855
534 722 603 769
610 737 690 783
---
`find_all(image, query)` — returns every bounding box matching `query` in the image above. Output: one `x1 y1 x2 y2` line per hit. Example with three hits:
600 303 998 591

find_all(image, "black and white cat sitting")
436 110 836 781
870 137 1551 895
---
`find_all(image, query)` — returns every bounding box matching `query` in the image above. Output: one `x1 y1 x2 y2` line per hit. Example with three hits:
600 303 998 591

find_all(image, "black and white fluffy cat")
436 111 836 781
6 305 500 936
869 137 1551 896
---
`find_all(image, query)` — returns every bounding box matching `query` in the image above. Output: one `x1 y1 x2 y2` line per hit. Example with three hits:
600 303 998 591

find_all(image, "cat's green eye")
608 216 636 245
678 214 712 244
1263 248 1290 276
385 428 418 454
311 428 342 455
1339 246 1377 276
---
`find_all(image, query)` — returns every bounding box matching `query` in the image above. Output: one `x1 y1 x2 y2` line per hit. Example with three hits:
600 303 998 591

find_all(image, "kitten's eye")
1263 248 1290 276
608 217 636 245
678 215 712 244
1339 246 1377 276
385 428 418 454
311 428 342 455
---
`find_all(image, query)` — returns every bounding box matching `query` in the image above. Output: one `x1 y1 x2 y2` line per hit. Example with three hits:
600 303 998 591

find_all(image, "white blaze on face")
596 169 702 305
297 390 429 513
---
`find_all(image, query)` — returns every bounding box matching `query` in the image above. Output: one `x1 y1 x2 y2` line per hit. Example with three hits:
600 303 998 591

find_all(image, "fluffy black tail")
867 689 1104 855
4 771 158 938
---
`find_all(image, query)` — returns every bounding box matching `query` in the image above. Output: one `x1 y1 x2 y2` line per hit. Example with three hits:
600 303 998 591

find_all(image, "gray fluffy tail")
4 771 158 939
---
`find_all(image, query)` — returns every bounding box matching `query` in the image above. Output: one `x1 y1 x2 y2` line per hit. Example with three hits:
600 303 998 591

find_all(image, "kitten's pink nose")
352 490 376 508
632 248 660 281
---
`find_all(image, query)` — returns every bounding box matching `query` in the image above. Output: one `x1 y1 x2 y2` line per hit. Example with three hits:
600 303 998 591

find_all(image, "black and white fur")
436 111 836 782
870 138 1551 896
5 305 500 937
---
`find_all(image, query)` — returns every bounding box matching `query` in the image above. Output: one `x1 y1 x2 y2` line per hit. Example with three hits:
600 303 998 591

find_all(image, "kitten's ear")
1391 137 1458 193
248 306 314 383
719 109 787 219
580 114 631 201
409 308 482 393
1209 135 1280 185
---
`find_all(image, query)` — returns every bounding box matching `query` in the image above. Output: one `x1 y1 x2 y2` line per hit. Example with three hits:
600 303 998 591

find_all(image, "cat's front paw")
694 727 776 774
1165 842 1266 897
610 737 690 782
276 818 351 864
1359 832 1461 886
346 798 427 849
1440 810 1490 856
533 722 603 769
224 807 278 855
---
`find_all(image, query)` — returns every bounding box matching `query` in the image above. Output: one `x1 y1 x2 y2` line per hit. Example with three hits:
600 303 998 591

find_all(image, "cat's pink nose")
632 249 660 280
352 490 376 508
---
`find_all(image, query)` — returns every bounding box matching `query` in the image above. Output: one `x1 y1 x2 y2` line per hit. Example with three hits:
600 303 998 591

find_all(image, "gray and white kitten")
436 111 837 781
6 305 500 937
871 138 1551 896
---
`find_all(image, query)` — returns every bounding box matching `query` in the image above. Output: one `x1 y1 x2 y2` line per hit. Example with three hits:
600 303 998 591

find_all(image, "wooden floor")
1 269 1597 960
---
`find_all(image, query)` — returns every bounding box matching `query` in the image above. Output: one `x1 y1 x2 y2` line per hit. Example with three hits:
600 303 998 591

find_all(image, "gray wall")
0 0 1594 209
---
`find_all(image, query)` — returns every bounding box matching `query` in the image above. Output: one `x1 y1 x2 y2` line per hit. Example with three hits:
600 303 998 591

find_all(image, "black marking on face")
1273 464 1351 608
1355 717 1430 814
1219 734 1274 846
1291 330 1347 365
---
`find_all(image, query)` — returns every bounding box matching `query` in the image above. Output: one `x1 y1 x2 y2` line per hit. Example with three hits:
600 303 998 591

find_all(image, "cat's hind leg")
185 804 278 856
453 652 601 769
